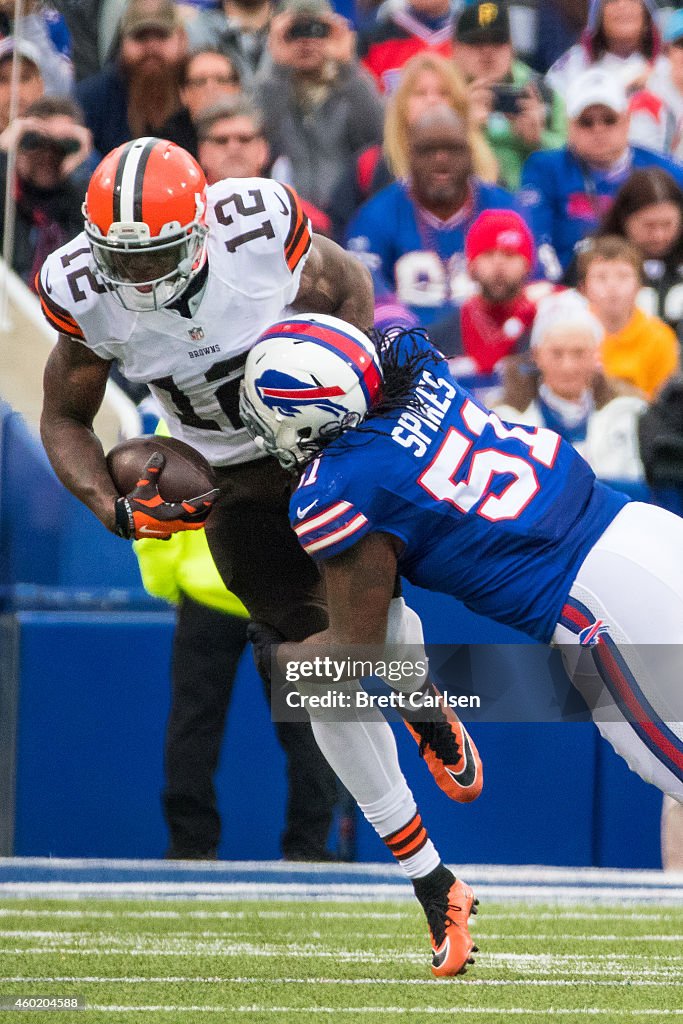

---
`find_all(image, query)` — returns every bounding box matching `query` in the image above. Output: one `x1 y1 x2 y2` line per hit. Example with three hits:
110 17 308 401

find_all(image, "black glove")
247 621 286 684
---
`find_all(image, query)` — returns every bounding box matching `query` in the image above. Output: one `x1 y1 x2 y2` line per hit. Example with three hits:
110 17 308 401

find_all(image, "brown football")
106 436 217 503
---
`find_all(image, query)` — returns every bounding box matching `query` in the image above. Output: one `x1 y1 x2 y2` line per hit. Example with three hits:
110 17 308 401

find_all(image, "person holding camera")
0 95 92 288
452 0 566 190
186 0 276 88
254 0 383 218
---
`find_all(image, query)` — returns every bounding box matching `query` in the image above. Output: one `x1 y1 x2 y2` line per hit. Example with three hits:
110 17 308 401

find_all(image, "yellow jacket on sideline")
132 421 248 618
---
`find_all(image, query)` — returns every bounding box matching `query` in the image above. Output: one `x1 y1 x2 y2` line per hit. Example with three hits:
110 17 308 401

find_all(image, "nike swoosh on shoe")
432 939 450 969
444 729 478 789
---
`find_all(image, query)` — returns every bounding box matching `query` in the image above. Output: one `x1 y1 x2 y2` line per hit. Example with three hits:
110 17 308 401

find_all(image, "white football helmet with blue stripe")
240 313 383 471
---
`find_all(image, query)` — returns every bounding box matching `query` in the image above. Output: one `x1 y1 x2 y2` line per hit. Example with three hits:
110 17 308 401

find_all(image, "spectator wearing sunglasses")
195 94 268 182
519 67 683 279
161 46 241 156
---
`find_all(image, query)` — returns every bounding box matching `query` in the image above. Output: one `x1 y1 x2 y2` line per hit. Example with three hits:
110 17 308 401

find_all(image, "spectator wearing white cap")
494 288 647 481
0 38 44 133
519 66 683 278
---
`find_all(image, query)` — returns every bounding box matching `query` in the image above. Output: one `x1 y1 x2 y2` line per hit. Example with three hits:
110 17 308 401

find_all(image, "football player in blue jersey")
240 312 683 972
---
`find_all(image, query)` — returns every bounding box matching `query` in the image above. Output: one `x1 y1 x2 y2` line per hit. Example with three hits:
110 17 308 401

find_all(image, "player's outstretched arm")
41 333 120 533
321 533 400 645
293 235 374 333
277 533 400 678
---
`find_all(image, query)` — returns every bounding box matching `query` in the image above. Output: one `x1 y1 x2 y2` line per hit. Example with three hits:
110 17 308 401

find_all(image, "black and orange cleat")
415 867 479 978
403 685 483 803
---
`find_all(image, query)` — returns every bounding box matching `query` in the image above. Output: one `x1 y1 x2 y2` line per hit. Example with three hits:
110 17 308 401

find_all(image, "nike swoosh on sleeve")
296 500 319 520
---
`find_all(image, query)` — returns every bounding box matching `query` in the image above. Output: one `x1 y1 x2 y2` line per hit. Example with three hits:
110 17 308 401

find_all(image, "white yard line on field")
83 1006 683 1015
0 909 673 922
0 975 681 988
4 931 683 949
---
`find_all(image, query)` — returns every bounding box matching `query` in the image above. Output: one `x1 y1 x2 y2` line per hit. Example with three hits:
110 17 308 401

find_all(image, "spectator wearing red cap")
428 209 554 401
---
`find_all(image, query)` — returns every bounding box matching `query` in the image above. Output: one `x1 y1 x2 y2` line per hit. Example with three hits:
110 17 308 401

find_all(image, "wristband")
114 496 135 539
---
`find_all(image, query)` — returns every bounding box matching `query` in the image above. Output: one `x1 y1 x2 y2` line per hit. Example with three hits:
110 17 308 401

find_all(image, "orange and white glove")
114 452 218 540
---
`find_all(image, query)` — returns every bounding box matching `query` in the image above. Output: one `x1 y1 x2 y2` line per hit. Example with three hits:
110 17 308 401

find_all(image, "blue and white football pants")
553 502 683 804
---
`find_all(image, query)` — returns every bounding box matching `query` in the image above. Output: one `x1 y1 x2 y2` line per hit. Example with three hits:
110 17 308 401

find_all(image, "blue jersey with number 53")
289 334 629 642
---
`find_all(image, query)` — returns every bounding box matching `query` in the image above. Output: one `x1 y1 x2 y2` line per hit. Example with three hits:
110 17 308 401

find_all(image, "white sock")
360 782 441 878
309 691 440 879
384 597 431 696
300 598 441 880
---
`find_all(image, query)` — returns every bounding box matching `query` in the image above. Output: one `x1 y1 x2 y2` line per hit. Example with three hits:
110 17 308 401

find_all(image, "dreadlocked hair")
365 326 443 422
305 326 444 469
290 327 445 471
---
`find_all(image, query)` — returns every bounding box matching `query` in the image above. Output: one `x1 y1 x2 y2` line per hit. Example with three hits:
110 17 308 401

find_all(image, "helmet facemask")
84 197 208 313
239 383 363 472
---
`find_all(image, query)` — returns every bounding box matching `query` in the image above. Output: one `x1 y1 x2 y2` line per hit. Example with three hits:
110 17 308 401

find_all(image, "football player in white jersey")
38 136 375 620
39 138 484 976
38 136 363 859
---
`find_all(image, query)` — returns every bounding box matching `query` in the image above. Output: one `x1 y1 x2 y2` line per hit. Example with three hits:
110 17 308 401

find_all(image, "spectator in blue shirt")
77 0 187 156
346 103 524 326
520 66 683 279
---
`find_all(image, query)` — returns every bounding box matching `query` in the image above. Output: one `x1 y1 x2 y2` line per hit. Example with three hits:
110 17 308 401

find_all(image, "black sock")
412 862 455 906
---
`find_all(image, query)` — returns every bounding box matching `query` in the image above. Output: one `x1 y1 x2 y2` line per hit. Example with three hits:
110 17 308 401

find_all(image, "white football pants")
553 502 683 804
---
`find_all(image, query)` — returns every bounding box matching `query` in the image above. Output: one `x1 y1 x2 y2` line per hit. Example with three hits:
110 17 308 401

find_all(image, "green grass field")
0 898 682 1022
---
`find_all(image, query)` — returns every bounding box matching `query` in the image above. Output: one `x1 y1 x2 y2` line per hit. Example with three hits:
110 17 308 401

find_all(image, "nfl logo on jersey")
188 326 205 342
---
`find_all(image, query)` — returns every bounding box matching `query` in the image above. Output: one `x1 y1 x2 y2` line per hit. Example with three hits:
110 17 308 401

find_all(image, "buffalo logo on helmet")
579 620 610 648
255 369 348 418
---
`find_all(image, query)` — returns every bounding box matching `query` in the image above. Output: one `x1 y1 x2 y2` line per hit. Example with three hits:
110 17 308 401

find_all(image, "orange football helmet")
83 137 209 312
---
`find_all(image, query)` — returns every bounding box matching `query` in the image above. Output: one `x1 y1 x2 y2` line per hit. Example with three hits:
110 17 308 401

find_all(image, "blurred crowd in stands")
3 0 683 591
1 0 682 495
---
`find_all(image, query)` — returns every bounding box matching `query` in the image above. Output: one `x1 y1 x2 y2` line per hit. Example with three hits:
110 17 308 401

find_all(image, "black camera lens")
286 18 331 41
18 130 81 156
60 137 82 156
18 130 48 152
